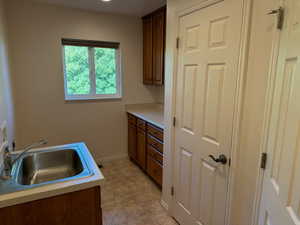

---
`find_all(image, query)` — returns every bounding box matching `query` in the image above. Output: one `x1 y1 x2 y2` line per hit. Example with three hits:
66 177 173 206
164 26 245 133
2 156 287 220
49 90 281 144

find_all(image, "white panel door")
172 0 244 225
258 0 300 225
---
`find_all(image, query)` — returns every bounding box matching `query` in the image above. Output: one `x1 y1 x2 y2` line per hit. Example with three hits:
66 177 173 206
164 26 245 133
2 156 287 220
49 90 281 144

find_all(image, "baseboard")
96 154 128 164
161 199 169 211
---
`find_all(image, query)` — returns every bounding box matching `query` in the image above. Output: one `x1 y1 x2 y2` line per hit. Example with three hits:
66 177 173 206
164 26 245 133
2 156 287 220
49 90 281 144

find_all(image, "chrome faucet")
1 139 48 179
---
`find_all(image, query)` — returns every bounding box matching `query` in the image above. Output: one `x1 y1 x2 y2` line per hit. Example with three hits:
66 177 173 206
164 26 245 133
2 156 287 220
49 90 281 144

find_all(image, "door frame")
250 1 283 224
163 0 253 224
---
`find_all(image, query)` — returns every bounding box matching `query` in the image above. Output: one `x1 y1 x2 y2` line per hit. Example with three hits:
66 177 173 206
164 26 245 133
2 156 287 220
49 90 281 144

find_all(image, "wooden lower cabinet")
137 128 146 170
0 187 102 225
147 144 163 165
128 113 164 187
147 156 163 186
128 123 137 162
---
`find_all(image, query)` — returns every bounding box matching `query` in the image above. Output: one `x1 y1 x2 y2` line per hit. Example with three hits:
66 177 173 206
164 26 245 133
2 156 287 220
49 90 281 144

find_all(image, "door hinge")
171 186 174 196
176 37 180 49
267 7 285 30
173 117 176 127
261 153 268 170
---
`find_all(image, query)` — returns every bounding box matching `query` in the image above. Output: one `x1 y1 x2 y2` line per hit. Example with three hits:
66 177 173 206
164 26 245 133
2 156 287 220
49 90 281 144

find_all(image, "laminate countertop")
126 103 164 129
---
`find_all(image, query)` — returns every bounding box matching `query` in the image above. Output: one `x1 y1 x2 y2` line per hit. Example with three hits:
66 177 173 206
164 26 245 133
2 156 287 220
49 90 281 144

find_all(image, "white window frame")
62 41 122 101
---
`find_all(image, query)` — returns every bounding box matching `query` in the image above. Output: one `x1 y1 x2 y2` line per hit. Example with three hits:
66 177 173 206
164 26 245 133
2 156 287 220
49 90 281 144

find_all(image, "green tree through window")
94 48 117 95
63 44 119 99
65 46 90 95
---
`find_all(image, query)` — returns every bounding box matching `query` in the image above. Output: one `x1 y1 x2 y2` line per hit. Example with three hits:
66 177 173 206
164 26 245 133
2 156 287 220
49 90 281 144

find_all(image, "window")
62 38 121 100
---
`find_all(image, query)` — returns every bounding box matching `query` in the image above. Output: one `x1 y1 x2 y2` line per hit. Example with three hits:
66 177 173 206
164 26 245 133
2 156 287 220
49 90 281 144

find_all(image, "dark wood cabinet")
152 9 165 85
147 156 163 187
137 128 146 170
143 16 153 85
147 144 163 165
127 113 164 187
142 7 166 86
0 187 102 225
128 122 137 162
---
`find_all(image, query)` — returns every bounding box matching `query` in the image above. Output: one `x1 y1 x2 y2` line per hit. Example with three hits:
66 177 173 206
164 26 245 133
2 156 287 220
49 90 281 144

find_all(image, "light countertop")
126 103 164 129
0 143 104 208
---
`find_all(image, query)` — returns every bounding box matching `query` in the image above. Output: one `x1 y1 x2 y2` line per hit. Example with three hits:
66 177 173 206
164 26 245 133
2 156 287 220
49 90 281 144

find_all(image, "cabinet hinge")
176 37 180 49
171 186 174 196
261 153 268 170
173 117 176 127
267 7 285 30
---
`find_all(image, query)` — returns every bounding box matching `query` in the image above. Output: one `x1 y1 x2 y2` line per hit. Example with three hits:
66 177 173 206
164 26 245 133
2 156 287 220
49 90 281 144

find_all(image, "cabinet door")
147 156 163 187
128 123 137 161
152 8 165 85
143 16 153 84
0 187 102 225
137 128 146 170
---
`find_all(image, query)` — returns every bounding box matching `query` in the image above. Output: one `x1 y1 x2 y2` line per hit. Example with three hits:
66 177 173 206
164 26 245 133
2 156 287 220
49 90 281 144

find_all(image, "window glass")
94 48 117 95
62 39 121 100
64 46 90 95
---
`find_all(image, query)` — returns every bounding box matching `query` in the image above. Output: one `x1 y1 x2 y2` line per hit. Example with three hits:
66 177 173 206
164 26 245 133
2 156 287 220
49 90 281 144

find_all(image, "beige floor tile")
101 158 177 225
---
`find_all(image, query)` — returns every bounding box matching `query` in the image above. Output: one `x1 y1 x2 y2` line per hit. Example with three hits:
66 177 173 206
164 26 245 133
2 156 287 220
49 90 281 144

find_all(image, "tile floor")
100 158 178 225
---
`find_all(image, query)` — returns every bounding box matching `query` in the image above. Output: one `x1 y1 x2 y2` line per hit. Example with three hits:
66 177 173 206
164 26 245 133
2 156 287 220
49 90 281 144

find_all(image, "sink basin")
0 143 101 196
16 149 84 185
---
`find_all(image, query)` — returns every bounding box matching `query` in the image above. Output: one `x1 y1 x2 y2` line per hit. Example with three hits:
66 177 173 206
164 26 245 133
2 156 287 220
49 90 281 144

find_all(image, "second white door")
258 0 300 224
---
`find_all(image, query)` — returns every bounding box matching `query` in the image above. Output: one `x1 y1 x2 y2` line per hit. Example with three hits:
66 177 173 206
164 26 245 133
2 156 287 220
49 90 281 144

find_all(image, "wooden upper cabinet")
143 16 153 85
142 7 166 86
152 9 165 85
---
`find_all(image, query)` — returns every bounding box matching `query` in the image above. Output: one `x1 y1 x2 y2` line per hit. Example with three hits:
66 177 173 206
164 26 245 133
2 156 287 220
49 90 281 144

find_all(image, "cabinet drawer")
137 119 146 130
128 114 136 125
148 134 163 153
147 145 163 165
147 124 163 141
147 157 162 187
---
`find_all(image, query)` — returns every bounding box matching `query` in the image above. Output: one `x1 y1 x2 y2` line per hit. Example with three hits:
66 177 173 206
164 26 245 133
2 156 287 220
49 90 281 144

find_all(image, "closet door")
258 1 300 225
173 0 244 224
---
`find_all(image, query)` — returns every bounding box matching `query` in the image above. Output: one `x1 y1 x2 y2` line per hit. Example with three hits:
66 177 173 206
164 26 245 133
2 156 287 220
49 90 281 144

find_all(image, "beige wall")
5 0 163 161
0 0 14 168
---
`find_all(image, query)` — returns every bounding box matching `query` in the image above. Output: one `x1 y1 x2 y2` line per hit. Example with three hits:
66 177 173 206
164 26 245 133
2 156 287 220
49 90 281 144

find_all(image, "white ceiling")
33 0 166 17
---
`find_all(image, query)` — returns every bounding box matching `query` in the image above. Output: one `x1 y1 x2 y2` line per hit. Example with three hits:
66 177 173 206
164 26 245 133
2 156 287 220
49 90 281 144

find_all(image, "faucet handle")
4 146 10 154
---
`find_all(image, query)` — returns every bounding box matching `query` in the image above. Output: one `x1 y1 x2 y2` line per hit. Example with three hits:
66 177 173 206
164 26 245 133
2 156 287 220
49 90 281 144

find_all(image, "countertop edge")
127 111 165 130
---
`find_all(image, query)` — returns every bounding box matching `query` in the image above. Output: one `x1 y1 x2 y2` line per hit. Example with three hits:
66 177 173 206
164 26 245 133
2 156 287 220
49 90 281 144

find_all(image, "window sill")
65 95 122 101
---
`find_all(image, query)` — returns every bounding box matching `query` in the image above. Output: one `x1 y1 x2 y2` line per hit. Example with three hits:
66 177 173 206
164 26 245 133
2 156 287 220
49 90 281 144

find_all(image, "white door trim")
167 0 254 224
225 0 253 223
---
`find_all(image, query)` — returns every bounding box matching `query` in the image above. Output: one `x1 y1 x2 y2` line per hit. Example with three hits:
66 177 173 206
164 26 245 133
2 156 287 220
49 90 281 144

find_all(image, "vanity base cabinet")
128 123 137 162
0 186 102 225
127 113 164 187
137 128 147 170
